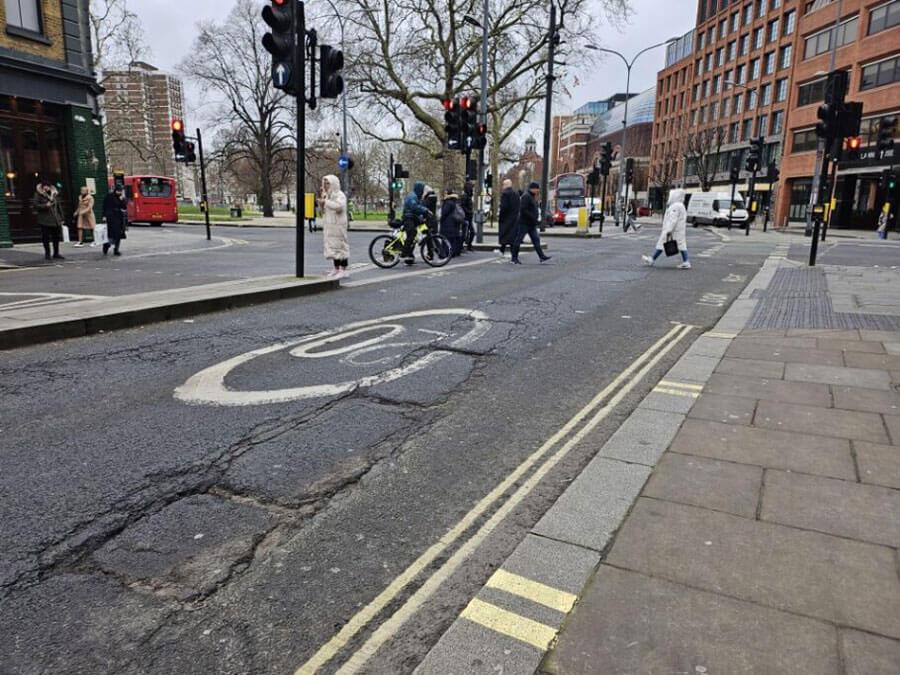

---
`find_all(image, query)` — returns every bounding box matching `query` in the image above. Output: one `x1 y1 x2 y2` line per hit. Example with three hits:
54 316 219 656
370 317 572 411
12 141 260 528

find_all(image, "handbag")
95 223 109 244
60 224 70 243
663 234 679 257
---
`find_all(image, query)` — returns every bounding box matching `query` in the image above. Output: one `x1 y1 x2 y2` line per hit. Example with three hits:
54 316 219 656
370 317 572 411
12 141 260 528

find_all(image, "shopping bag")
663 234 679 257
60 225 70 243
95 223 109 244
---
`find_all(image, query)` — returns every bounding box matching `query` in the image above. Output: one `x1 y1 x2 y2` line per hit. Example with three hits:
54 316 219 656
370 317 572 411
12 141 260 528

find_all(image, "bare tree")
650 138 683 203
179 0 294 217
89 0 150 74
341 0 620 186
684 126 726 192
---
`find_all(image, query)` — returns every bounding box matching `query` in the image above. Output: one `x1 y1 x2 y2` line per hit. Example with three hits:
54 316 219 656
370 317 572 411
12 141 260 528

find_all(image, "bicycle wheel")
369 234 402 269
420 233 452 267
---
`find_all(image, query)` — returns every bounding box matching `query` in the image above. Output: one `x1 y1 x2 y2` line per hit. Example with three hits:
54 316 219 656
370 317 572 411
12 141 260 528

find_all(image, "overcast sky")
129 0 696 139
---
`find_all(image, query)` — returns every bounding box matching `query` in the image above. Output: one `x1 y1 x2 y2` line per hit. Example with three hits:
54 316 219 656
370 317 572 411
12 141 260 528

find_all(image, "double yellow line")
296 322 695 674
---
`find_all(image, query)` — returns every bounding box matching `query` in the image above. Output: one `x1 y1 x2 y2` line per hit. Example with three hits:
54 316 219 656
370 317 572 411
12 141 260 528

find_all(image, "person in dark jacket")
401 181 429 262
512 181 551 264
440 190 465 257
102 186 127 256
33 179 64 261
497 179 520 259
461 181 475 251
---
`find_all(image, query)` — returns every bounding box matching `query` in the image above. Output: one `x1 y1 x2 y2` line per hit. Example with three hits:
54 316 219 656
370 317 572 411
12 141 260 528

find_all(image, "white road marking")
174 309 490 406
342 257 496 287
0 291 108 311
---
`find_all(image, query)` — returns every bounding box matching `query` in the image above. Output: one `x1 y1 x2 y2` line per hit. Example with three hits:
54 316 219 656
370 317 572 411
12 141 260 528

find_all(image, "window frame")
868 0 900 35
860 54 900 91
4 0 48 41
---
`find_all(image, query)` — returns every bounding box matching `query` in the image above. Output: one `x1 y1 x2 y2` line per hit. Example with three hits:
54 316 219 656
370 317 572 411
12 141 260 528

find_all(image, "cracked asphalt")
0 226 777 674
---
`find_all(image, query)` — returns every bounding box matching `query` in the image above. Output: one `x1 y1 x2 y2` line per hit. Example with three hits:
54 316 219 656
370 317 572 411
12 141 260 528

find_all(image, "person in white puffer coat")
642 188 691 269
318 174 350 278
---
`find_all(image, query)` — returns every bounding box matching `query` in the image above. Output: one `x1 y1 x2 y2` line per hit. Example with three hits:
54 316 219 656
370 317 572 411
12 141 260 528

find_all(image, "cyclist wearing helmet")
401 181 430 262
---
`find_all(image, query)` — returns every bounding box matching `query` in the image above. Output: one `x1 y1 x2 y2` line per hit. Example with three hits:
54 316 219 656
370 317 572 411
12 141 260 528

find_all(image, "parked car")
686 191 749 227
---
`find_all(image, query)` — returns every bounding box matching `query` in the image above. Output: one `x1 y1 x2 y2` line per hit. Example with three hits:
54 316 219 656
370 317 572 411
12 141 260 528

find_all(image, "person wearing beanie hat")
512 181 551 264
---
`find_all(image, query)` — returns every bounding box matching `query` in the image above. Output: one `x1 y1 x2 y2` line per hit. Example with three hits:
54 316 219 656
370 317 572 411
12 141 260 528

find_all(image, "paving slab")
688 393 757 426
883 341 900 355
681 335 731 359
643 453 762 517
704 372 832 407
597 407 685 466
786 328 861 339
884 415 900 445
841 629 900 675
832 386 900 416
725 342 845 366
715 356 785 379
637 388 698 414
761 470 900 547
855 441 900 489
755 400 889 444
606 499 900 638
544 566 840 675
671 419 855 479
817 338 886 353
660 354 720 383
732 336 818 349
860 330 900 342
531 458 651 552
844 351 900 371
785 362 893 390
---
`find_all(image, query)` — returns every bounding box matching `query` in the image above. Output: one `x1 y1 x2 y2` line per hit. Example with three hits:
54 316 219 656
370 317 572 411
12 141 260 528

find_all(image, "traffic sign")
338 154 350 170
272 62 291 88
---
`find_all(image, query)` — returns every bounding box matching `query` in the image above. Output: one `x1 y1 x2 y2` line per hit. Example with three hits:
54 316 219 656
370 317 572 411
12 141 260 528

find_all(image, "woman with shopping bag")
642 188 691 270
73 186 96 247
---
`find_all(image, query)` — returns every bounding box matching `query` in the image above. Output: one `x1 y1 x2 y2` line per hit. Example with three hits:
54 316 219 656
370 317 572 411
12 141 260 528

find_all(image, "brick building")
549 95 633 182
103 62 195 200
777 0 900 229
0 0 107 245
502 136 544 189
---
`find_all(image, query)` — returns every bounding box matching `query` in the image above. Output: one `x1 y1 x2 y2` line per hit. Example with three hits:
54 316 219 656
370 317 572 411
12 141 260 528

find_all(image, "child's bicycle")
368 219 452 268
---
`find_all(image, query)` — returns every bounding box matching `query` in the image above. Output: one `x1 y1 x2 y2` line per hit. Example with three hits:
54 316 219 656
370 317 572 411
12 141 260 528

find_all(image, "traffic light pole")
388 152 395 223
295 0 306 278
196 128 211 241
746 169 756 237
539 4 557 230
474 0 489 244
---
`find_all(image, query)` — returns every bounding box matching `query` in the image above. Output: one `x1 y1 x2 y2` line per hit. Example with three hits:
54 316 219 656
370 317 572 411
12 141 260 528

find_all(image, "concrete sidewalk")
0 275 337 350
418 254 900 674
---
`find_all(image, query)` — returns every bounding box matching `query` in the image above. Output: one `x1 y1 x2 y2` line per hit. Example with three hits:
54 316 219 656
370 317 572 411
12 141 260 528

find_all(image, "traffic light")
816 103 837 141
881 169 897 193
472 122 488 150
443 98 461 150
460 97 477 149
877 117 897 157
184 141 197 164
729 155 741 184
391 162 408 191
766 161 780 182
844 135 862 160
262 0 294 93
171 118 186 159
587 166 600 186
599 141 612 176
746 136 763 173
625 157 634 184
320 44 344 98
485 172 493 190
824 69 849 106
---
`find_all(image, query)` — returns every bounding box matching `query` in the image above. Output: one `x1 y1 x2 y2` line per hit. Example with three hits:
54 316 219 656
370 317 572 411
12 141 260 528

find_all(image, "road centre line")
295 322 694 674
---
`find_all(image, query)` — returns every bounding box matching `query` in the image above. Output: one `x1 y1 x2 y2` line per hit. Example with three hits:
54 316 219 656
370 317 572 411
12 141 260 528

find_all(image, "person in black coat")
497 179 520 258
512 181 551 264
439 191 465 257
102 186 127 256
461 181 475 251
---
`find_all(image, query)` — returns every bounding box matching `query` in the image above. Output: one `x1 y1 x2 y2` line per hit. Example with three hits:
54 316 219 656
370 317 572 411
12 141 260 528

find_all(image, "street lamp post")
586 39 676 226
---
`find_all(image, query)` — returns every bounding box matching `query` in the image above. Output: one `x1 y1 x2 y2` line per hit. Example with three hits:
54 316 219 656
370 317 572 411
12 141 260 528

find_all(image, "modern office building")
777 0 899 229
0 0 107 245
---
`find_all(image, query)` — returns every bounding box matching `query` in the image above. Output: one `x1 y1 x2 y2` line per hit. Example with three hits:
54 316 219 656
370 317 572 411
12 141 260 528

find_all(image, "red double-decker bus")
108 175 178 225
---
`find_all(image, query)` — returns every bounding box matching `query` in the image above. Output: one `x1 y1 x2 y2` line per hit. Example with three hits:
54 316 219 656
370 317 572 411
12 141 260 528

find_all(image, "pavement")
3 221 900 673
418 243 900 674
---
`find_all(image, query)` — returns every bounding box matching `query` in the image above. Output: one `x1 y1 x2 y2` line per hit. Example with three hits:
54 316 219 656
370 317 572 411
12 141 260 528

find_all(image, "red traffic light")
171 119 184 132
460 96 475 110
442 98 456 111
273 0 287 4
846 136 862 151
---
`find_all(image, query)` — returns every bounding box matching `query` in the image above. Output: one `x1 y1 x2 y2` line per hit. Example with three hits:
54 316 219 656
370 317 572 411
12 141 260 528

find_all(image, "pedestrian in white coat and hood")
318 174 350 278
642 188 691 269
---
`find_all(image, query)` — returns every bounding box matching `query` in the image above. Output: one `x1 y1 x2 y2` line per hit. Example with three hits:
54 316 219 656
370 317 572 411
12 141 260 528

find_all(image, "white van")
686 191 749 227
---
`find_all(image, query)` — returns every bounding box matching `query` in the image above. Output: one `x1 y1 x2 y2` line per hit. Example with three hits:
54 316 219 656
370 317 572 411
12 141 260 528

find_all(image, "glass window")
736 64 746 83
750 58 760 79
722 96 731 116
742 118 754 140
779 44 793 69
761 82 772 104
139 177 173 197
775 78 788 101
730 121 740 142
696 58 703 76
768 17 780 41
860 55 900 90
753 27 764 49
797 77 827 105
706 53 713 71
731 12 740 31
764 52 775 74
757 0 767 18
716 47 724 66
4 0 41 32
698 32 706 49
728 40 736 60
789 179 811 221
1 123 17 199
744 4 753 24
748 89 758 109
869 0 900 34
735 92 744 110
757 114 769 136
771 109 784 134
792 129 819 152
772 0 781 8
714 74 722 93
740 34 750 55
703 79 710 97
712 101 720 120
692 84 700 101
784 9 796 34
707 27 714 43
720 18 728 38
804 17 858 59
